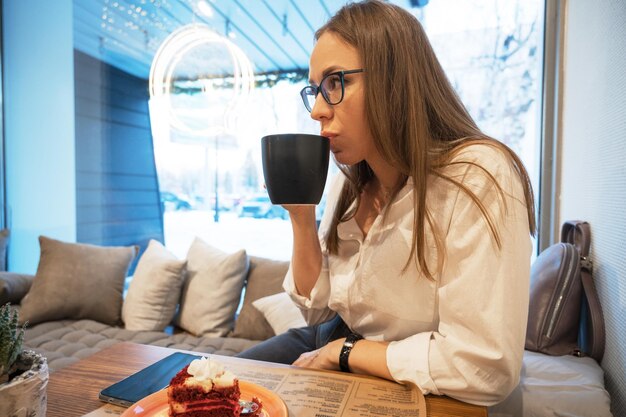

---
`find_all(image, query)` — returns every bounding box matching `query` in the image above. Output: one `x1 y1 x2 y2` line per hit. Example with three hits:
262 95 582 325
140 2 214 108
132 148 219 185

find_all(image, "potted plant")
0 303 48 417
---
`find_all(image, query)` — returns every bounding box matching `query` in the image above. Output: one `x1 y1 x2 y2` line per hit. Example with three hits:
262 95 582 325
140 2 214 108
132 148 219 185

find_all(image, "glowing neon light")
149 24 254 137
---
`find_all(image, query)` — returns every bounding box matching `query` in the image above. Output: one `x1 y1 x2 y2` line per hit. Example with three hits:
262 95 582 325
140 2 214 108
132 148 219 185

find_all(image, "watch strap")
339 332 363 372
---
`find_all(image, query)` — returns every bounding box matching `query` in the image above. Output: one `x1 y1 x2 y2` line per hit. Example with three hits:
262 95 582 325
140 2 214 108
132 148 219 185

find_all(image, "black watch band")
339 332 363 372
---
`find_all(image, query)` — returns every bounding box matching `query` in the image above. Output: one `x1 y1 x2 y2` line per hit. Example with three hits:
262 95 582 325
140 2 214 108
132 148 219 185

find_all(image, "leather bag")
525 221 605 362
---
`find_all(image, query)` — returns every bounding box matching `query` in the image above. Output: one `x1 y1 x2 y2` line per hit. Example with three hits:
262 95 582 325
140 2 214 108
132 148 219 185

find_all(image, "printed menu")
84 357 426 417
226 362 426 417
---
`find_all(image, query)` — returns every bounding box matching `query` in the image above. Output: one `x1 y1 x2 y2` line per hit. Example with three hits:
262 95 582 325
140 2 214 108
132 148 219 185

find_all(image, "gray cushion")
231 256 290 340
0 272 35 304
19 236 138 326
24 319 261 372
0 229 9 271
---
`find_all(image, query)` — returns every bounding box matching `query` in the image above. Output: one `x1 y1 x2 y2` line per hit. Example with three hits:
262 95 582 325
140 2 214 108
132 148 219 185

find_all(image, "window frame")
539 0 566 251
0 0 6 233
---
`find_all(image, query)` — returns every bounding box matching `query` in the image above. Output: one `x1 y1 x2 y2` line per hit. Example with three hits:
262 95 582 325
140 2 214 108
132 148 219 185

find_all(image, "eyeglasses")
300 69 365 112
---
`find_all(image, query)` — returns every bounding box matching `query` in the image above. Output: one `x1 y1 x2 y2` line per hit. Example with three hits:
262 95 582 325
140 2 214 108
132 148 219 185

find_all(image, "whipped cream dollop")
187 357 236 388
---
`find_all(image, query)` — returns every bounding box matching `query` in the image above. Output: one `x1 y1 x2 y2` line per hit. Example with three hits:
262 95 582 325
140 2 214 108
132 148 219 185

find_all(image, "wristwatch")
339 332 363 372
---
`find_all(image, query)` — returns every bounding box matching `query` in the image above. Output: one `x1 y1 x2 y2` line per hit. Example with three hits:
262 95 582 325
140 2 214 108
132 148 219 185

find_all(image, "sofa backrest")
231 256 290 340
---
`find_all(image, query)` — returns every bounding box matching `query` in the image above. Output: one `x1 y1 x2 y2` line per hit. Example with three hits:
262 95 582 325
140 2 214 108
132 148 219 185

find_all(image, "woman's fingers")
292 349 322 368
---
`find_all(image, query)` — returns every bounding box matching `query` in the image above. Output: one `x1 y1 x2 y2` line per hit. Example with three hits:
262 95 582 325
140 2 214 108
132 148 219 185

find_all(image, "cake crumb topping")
187 357 236 388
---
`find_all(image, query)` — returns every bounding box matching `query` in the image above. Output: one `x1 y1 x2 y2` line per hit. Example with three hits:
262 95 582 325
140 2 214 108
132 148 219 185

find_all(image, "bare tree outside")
426 0 543 183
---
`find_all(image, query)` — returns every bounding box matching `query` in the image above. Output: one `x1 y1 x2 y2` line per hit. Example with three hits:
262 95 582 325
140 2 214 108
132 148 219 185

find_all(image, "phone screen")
99 352 201 407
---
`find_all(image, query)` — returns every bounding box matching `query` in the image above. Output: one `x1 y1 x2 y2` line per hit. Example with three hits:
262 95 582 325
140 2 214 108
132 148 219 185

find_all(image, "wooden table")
47 342 487 417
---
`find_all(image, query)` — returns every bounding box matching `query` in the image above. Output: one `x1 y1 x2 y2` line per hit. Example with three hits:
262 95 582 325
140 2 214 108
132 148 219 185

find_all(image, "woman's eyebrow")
308 65 344 84
322 65 343 77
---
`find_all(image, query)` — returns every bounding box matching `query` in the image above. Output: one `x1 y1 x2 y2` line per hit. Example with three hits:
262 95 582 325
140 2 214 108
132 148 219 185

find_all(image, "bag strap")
561 220 605 362
579 265 606 362
561 220 591 257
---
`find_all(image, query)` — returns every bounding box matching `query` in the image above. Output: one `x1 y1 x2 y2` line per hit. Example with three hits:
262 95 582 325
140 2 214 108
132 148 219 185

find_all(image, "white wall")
559 0 626 414
3 0 76 273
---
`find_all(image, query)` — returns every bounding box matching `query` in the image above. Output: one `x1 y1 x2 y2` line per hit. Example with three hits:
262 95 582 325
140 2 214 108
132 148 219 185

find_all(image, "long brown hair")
319 0 536 279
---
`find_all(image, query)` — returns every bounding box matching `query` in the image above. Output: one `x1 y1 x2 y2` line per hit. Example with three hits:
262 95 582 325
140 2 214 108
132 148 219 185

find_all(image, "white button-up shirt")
284 143 532 406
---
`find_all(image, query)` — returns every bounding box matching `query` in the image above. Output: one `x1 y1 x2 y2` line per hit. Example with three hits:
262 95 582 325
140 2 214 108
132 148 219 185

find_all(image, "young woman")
238 0 536 406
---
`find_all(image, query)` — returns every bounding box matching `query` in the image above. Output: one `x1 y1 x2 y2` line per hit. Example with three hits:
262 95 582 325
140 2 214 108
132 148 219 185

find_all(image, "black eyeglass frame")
299 69 365 112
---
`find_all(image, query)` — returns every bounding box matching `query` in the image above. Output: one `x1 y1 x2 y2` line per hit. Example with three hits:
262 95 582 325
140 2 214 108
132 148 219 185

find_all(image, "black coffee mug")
261 133 330 204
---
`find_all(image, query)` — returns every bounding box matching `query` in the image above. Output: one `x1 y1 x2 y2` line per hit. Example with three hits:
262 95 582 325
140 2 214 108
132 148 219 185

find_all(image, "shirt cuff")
386 332 440 396
282 263 331 311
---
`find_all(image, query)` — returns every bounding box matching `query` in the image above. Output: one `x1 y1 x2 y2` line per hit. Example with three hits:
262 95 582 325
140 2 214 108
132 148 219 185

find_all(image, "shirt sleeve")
283 173 346 325
386 145 532 406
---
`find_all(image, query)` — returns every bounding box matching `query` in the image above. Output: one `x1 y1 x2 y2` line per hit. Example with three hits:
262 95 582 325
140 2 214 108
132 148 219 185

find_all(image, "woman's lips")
321 131 338 153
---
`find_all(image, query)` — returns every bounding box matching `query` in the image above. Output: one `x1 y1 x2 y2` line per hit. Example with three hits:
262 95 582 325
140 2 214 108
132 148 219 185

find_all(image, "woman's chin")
333 152 354 166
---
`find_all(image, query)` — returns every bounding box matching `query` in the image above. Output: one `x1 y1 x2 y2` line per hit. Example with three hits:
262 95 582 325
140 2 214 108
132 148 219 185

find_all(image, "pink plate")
121 380 287 417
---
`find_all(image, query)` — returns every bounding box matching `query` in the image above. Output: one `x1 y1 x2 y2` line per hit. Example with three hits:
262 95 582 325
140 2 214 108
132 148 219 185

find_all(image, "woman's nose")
310 95 332 121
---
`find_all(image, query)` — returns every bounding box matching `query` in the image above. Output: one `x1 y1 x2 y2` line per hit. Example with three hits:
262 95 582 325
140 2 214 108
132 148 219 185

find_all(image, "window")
3 1 545 268
153 1 545 260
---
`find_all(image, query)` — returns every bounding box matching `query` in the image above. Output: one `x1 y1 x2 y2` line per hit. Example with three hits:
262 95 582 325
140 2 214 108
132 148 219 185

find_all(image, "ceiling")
73 0 428 80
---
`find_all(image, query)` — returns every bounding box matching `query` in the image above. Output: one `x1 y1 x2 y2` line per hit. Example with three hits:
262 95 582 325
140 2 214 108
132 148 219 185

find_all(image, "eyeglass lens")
321 73 344 104
302 72 344 112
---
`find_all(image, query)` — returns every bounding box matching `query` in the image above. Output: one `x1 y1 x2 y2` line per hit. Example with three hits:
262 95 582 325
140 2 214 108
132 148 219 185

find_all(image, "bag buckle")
580 256 593 271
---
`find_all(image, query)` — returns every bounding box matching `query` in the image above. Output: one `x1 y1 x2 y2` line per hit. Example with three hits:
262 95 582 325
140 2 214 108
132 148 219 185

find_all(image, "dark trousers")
236 315 351 364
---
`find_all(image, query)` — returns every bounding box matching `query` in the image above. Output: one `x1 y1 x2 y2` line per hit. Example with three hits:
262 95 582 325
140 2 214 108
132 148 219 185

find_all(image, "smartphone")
99 351 201 407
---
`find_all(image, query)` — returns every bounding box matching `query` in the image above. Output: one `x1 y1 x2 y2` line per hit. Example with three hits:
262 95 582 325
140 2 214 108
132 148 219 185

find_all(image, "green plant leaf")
0 303 25 378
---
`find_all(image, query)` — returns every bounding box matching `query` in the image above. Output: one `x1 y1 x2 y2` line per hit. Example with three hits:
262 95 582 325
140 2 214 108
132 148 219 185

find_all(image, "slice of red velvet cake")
167 357 242 417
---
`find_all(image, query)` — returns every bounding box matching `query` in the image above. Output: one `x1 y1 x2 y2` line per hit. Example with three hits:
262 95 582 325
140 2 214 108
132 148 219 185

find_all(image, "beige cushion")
175 238 248 337
252 292 306 335
0 272 35 304
122 240 187 331
231 256 290 340
19 236 138 326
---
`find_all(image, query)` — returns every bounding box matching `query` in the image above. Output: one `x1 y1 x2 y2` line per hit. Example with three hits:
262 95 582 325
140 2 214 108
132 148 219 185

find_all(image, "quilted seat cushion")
24 320 261 372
